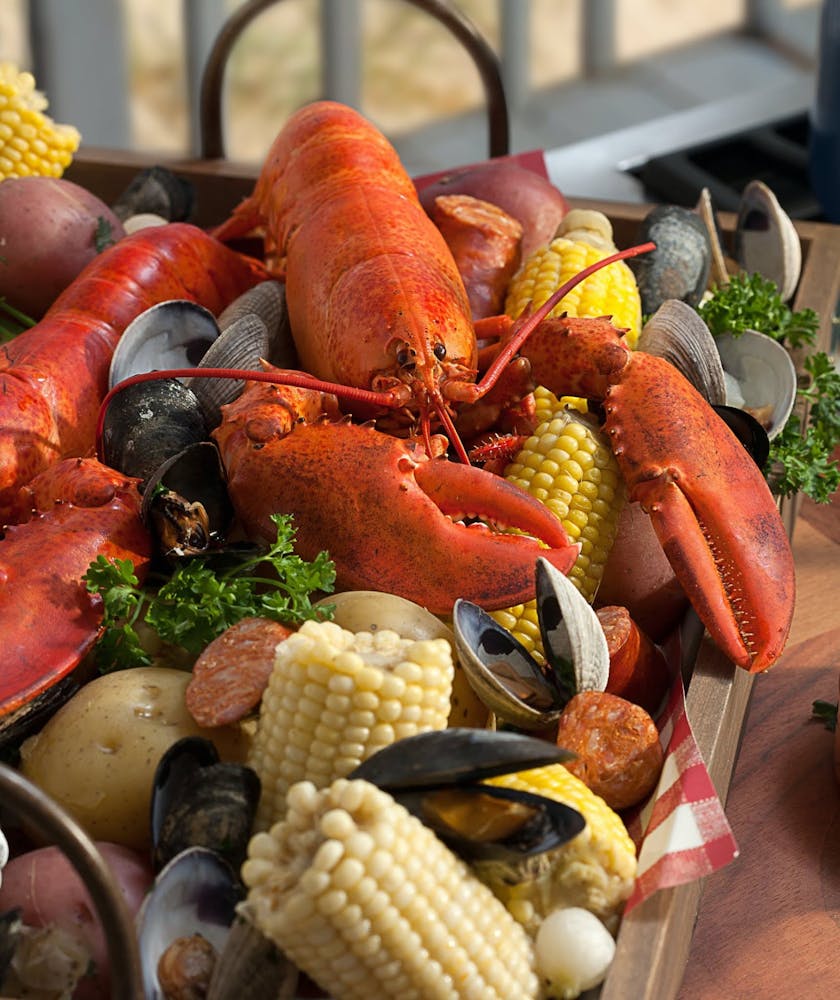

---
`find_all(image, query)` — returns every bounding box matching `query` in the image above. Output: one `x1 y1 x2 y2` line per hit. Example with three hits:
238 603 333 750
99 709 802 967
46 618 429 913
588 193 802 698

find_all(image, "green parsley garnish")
94 215 117 253
84 512 335 670
698 272 819 348
0 297 36 343
812 698 838 732
697 273 839 503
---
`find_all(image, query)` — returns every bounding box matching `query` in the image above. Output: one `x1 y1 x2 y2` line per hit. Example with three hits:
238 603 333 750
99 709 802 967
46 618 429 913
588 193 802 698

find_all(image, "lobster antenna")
476 241 656 393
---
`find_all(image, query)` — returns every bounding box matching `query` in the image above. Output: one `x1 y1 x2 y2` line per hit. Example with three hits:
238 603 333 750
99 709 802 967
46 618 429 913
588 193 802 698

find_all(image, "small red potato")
0 841 153 1000
0 176 126 318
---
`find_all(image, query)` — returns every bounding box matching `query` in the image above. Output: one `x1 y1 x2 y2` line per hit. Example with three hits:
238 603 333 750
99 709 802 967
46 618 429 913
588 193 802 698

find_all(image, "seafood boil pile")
0 81 819 999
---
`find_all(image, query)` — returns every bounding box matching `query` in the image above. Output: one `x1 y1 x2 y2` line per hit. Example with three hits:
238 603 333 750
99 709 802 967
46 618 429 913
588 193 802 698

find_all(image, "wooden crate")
64 149 840 998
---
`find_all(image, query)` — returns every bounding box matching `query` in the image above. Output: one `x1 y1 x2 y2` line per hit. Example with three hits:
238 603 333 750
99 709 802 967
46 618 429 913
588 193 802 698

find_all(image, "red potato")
0 841 153 1000
416 160 570 259
0 176 127 319
595 501 690 642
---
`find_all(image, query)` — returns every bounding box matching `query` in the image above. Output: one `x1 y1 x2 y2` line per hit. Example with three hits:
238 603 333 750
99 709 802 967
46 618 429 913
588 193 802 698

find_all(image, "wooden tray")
64 149 840 998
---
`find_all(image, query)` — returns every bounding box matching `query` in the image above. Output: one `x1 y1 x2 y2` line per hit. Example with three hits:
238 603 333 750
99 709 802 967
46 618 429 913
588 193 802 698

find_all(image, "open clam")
735 179 802 302
136 846 243 1000
715 328 797 441
452 557 609 729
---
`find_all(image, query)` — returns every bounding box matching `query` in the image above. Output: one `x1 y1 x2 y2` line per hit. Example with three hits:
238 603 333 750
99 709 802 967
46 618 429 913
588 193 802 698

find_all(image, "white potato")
19 667 250 851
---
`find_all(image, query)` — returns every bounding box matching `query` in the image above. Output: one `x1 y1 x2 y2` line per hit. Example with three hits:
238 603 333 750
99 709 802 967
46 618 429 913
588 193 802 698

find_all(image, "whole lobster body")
0 222 269 522
211 100 794 672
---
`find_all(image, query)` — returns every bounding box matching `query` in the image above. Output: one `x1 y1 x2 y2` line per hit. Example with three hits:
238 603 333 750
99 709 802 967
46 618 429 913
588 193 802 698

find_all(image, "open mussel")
351 728 582 865
452 558 609 729
150 737 260 873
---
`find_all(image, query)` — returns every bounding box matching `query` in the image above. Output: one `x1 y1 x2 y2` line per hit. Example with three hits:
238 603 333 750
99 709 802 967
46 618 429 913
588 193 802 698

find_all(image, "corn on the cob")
0 63 80 178
505 208 643 349
485 764 637 934
243 777 540 1000
490 387 626 661
247 619 454 830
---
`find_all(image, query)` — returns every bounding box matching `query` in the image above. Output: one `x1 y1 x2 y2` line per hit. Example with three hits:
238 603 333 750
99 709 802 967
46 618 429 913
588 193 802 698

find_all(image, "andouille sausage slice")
555 691 663 811
428 193 523 319
186 617 293 727
597 605 672 718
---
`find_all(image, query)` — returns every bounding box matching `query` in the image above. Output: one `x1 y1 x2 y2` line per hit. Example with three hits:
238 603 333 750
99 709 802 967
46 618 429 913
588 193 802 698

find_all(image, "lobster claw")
214 383 579 615
0 458 152 734
519 315 795 673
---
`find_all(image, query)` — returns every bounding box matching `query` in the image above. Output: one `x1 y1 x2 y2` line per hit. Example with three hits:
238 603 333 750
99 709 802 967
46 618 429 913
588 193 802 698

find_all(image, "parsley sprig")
697 272 840 503
0 298 36 343
84 513 335 670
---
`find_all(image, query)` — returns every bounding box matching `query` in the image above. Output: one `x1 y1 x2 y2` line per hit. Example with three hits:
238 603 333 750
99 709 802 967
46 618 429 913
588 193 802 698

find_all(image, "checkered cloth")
623 676 739 912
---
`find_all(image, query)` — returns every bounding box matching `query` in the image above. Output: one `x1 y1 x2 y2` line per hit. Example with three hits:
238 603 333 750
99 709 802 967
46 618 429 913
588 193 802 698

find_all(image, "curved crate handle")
199 0 509 161
0 764 144 1000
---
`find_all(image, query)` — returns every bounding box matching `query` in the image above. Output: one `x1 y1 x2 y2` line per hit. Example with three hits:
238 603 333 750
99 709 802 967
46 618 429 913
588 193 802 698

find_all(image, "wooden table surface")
679 494 840 998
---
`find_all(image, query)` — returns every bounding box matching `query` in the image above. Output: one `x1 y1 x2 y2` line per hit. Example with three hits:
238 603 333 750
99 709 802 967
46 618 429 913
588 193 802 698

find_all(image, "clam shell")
452 599 566 728
695 187 732 287
735 179 802 302
206 909 298 1000
136 847 244 1000
715 329 797 440
637 299 727 405
630 204 712 314
186 314 272 427
536 558 610 695
109 300 221 389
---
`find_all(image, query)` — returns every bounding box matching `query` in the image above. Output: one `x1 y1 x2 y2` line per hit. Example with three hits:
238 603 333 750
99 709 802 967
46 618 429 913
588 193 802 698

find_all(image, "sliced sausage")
597 605 672 717
186 617 293 727
555 690 663 811
428 193 523 319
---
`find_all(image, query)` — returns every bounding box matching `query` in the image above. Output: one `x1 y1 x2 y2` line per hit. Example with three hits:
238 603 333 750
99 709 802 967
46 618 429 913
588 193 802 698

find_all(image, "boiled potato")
0 175 127 318
19 667 250 851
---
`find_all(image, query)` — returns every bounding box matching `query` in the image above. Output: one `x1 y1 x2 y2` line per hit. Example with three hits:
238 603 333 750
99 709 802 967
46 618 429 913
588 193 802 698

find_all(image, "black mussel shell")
393 783 586 864
150 737 260 872
713 404 770 470
630 204 712 315
140 441 233 556
0 908 22 982
101 378 209 486
350 728 574 790
535 561 583 704
112 166 195 223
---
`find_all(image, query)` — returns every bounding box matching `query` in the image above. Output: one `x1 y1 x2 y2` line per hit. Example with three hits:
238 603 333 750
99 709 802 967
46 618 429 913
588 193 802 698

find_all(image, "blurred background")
0 0 824 200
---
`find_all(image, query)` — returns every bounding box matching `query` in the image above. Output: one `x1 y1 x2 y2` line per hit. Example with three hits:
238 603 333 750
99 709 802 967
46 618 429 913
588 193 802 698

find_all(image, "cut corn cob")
484 764 637 934
0 63 80 178
243 777 540 1000
247 619 454 830
490 387 626 662
505 208 643 349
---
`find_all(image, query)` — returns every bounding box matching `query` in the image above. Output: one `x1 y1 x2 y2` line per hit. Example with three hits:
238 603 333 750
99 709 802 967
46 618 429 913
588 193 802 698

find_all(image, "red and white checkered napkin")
622 676 740 912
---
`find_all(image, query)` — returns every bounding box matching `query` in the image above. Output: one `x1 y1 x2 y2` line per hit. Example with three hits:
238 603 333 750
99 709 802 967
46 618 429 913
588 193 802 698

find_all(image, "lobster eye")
396 347 411 366
433 343 446 360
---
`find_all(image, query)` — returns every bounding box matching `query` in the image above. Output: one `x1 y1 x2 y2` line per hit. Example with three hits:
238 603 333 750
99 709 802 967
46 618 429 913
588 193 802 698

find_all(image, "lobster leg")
0 458 152 731
213 380 578 615
517 315 795 673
